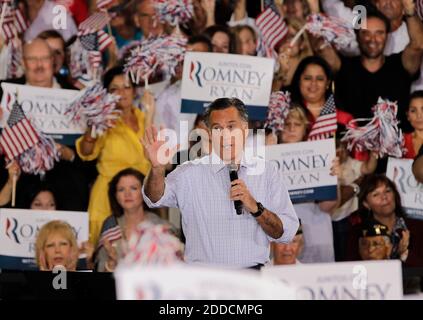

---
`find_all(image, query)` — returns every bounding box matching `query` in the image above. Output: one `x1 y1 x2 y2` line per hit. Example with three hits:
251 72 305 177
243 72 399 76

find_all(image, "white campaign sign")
0 208 88 270
115 265 295 300
0 83 84 144
265 139 337 202
386 157 423 219
181 52 274 120
261 260 403 300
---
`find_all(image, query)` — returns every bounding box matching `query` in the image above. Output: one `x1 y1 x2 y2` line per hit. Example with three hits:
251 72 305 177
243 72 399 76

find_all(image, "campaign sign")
265 139 337 202
0 83 84 145
181 52 274 120
262 260 403 300
386 157 423 220
0 208 88 270
115 265 294 300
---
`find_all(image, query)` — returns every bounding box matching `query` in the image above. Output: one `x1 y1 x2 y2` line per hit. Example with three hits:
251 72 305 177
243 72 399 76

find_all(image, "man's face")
374 0 403 21
358 17 387 59
23 39 54 87
209 106 248 163
273 234 304 265
359 236 392 260
134 0 164 37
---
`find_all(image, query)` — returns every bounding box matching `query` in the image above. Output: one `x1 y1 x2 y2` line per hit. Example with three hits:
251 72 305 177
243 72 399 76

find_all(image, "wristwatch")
252 202 265 218
350 183 360 196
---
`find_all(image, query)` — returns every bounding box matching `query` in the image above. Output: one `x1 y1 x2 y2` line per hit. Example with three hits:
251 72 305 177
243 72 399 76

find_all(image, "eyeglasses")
24 56 52 64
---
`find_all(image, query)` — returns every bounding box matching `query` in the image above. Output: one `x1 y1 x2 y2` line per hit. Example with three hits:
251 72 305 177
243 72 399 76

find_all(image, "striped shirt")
142 152 299 268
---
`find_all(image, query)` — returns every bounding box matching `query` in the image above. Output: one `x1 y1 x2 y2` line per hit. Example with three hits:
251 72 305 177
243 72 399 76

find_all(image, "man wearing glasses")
0 37 74 92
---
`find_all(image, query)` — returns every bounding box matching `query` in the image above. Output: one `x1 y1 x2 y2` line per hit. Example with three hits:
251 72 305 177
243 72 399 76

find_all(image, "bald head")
23 38 54 87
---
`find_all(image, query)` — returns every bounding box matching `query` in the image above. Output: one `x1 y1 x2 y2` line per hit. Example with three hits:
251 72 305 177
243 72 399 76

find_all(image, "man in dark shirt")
315 7 423 131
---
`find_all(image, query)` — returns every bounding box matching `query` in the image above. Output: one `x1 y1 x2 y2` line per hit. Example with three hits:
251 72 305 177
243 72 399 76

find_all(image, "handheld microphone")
229 163 243 215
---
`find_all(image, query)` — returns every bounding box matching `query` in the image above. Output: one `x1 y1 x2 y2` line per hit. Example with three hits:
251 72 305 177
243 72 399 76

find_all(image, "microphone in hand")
229 163 243 215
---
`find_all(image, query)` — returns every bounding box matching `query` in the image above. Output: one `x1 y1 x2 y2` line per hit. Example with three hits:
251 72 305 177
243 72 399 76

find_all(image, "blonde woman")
35 220 93 271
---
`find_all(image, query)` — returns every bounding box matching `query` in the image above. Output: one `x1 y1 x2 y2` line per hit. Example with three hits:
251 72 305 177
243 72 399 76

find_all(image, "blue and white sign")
181 52 275 120
262 260 403 300
0 83 84 145
386 157 423 220
266 139 337 203
0 208 88 270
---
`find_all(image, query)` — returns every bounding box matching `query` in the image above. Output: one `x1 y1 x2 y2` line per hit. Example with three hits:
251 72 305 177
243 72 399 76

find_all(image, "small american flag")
98 225 122 248
79 11 110 32
0 94 39 160
0 1 28 41
79 30 111 52
307 95 337 140
255 6 287 58
97 0 113 10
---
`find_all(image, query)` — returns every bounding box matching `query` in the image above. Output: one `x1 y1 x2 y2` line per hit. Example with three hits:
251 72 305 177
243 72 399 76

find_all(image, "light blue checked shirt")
142 152 299 268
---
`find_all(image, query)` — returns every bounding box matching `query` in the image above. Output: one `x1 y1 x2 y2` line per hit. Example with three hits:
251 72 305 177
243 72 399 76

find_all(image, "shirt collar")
209 151 259 174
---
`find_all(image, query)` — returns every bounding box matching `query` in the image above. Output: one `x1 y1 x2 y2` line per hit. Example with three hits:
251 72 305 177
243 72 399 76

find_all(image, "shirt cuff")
142 185 166 208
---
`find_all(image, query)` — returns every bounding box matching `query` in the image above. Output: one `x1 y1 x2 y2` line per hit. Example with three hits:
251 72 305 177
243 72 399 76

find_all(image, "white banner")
0 208 88 270
261 260 403 300
386 157 423 219
115 265 294 300
0 83 84 144
265 139 337 202
181 52 274 120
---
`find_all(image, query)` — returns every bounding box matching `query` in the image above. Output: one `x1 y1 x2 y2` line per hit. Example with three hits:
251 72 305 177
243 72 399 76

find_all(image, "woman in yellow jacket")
76 66 153 246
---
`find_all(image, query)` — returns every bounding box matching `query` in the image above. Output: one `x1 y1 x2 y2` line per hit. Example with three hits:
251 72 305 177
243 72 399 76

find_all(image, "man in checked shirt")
141 97 299 269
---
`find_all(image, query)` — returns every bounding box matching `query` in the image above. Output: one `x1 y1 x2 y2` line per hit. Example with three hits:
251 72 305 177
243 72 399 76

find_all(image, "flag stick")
11 173 16 207
261 0 264 12
290 24 307 47
144 75 149 91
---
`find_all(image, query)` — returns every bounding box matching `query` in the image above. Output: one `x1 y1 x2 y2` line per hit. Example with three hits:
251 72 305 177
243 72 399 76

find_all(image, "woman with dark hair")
403 90 423 159
76 66 155 246
94 168 174 272
289 56 354 139
203 25 235 54
26 184 58 211
347 174 423 266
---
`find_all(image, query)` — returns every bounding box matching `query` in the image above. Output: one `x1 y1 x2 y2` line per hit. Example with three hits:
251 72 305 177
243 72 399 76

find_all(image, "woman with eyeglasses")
76 66 155 246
